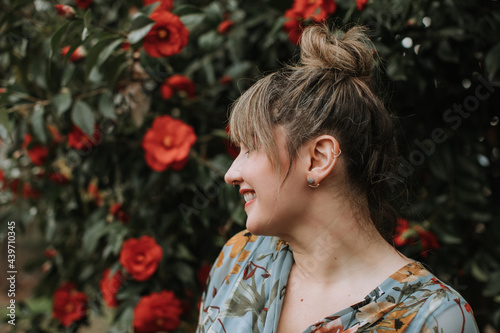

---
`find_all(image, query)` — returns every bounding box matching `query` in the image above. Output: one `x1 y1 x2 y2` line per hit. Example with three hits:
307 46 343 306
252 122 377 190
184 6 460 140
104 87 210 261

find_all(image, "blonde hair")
228 25 399 241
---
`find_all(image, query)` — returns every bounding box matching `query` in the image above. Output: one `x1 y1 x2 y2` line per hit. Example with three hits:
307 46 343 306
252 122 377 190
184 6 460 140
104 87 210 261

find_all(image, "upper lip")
239 188 254 195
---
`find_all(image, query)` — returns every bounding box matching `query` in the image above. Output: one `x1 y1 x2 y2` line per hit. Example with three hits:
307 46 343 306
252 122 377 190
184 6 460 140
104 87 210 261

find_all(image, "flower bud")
54 5 75 19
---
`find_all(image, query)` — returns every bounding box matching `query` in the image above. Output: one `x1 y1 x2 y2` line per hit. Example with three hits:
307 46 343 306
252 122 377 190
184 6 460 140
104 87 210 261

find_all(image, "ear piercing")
307 177 320 188
307 149 341 188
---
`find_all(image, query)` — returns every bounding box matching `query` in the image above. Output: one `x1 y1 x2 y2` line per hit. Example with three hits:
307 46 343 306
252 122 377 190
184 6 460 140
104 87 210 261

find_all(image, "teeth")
243 192 256 202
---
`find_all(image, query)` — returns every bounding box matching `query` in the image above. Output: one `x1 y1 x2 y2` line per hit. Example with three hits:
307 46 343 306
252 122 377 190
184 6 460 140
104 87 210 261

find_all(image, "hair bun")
299 25 375 77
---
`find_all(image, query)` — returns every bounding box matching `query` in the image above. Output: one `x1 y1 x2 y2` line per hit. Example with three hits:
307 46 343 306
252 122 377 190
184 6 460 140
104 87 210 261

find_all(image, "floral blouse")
197 230 479 333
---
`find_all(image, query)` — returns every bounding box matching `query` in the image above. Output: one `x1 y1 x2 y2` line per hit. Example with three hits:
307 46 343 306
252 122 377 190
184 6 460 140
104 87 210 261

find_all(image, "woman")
197 25 478 333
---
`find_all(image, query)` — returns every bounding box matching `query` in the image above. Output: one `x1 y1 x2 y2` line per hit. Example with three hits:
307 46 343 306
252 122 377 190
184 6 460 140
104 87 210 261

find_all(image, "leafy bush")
0 0 499 331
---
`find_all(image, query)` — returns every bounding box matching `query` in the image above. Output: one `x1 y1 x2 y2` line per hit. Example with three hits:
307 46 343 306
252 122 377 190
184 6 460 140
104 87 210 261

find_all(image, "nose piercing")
232 181 236 188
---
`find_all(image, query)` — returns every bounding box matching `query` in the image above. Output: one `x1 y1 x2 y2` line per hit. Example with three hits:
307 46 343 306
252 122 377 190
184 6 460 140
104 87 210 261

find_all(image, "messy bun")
299 25 374 77
229 25 400 242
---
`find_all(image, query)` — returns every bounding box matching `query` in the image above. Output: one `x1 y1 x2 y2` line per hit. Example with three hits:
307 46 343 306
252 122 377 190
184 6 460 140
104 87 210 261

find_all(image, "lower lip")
244 198 256 209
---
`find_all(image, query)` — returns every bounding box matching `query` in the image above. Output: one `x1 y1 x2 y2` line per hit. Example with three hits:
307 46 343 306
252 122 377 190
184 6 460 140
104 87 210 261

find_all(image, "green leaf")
82 27 89 41
31 104 47 144
0 108 11 144
71 100 95 136
62 63 76 86
51 90 73 116
96 39 123 66
180 13 206 30
128 15 155 44
50 22 70 58
203 2 223 24
198 30 224 52
84 9 92 29
85 36 116 78
98 91 116 119
139 2 160 16
174 4 202 16
82 220 107 254
437 40 459 64
471 260 488 283
485 43 500 79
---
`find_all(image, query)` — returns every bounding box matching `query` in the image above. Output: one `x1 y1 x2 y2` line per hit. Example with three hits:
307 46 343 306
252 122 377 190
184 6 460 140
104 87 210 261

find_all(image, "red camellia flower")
217 20 234 34
68 125 100 150
48 124 64 144
224 125 240 158
119 235 163 281
22 182 41 199
61 45 86 62
0 169 5 189
143 11 189 58
0 88 5 94
44 248 58 258
74 0 92 9
109 203 130 224
283 9 304 45
394 218 413 247
356 0 369 11
100 269 124 308
133 291 183 333
283 0 337 44
52 282 88 327
49 173 70 185
143 0 173 12
54 4 75 19
87 180 104 206
293 0 337 22
141 115 197 172
22 134 49 166
161 75 196 100
415 225 439 257
219 75 232 85
197 263 212 289
121 42 131 51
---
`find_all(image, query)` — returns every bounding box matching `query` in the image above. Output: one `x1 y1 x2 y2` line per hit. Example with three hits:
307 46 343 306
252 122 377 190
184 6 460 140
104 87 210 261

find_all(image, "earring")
307 177 320 188
332 148 342 158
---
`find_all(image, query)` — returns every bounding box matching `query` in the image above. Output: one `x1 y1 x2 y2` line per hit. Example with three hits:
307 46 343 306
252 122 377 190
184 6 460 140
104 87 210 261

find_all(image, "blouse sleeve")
420 295 479 333
197 230 260 330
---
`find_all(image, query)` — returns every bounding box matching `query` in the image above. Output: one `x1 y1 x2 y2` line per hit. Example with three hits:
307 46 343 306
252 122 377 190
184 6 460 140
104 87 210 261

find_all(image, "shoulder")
206 229 285 289
414 277 479 333
364 262 479 332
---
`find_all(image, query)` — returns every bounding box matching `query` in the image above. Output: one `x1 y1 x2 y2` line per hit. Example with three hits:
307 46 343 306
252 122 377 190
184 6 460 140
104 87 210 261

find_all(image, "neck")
278 193 409 287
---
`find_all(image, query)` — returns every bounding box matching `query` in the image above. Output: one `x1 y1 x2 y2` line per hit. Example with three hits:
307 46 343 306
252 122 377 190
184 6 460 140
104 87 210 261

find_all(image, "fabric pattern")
197 230 479 333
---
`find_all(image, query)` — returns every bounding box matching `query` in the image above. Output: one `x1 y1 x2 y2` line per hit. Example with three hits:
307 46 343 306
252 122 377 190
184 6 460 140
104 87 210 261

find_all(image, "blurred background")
0 0 499 332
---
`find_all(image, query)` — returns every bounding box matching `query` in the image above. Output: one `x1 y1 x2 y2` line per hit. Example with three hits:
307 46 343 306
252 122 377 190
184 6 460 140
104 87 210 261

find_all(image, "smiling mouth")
243 192 256 202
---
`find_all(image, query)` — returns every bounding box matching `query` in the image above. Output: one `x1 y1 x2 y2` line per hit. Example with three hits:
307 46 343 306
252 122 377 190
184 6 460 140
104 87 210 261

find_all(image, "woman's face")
224 127 310 237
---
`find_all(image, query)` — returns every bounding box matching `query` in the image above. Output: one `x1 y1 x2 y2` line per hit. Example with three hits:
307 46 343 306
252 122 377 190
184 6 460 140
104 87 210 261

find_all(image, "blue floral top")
197 230 479 333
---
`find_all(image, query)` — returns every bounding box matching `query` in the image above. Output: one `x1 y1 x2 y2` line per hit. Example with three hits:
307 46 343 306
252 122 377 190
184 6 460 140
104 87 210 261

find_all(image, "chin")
245 218 276 236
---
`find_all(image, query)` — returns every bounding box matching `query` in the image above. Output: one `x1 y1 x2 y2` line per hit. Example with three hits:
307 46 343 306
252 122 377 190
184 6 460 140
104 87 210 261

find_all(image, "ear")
303 135 341 186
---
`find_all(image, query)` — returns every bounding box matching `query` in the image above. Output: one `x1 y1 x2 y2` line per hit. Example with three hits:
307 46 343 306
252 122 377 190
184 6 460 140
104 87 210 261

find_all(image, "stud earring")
332 148 342 158
307 177 320 188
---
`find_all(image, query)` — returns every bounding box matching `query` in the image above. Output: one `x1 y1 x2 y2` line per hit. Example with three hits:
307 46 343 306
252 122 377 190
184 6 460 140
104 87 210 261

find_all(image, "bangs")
228 73 282 166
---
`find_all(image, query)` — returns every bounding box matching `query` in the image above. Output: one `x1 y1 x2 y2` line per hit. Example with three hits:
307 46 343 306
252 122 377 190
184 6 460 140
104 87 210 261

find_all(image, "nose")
224 156 243 186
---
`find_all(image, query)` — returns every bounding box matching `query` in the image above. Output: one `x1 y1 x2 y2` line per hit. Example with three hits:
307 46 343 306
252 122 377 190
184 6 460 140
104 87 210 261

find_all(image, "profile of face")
224 127 311 237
